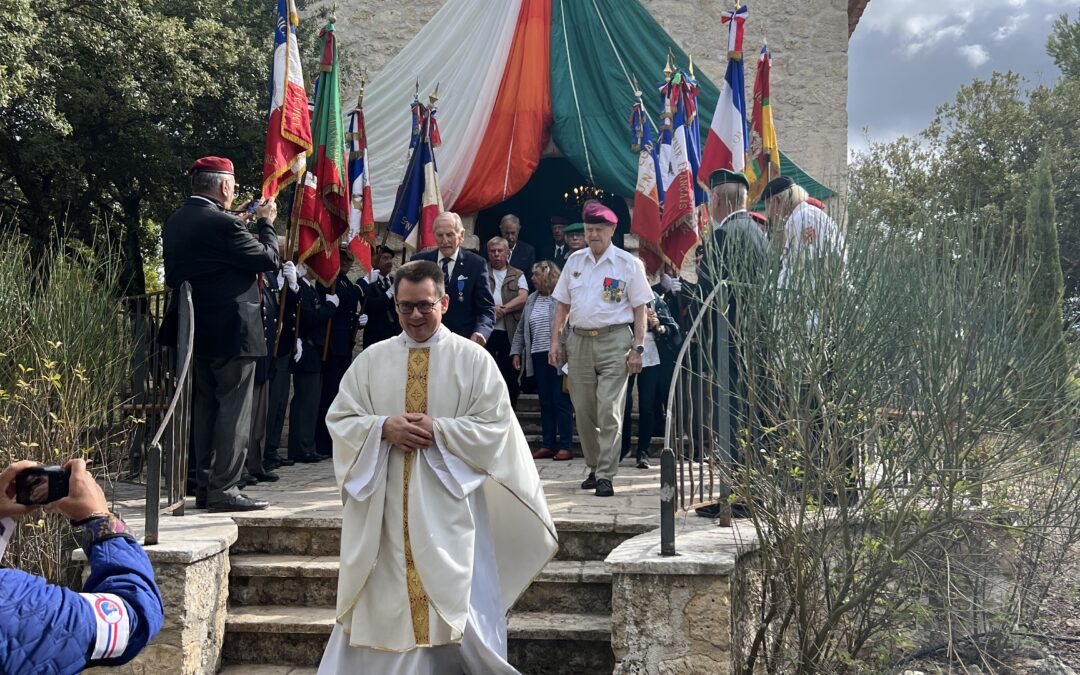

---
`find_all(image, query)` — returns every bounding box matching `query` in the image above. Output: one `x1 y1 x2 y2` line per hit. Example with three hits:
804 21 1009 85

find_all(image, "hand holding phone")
15 466 70 506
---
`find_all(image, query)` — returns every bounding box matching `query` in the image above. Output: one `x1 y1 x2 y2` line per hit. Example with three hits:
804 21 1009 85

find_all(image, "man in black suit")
161 156 277 512
263 255 298 471
500 214 536 291
411 212 495 344
315 260 362 458
359 245 401 348
541 216 570 269
288 265 339 463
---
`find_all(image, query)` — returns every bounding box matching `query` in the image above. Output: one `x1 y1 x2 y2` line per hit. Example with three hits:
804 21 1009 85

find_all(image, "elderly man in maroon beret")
549 201 652 497
160 155 280 512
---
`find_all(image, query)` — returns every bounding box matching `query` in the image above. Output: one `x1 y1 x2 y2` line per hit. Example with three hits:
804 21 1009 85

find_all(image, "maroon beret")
582 202 617 225
188 156 234 175
806 197 826 210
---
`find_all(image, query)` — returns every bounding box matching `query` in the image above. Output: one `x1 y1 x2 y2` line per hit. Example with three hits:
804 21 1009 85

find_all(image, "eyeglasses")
395 298 442 315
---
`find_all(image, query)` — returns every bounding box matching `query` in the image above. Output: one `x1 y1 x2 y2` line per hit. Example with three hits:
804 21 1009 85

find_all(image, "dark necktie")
556 245 564 259
441 257 451 286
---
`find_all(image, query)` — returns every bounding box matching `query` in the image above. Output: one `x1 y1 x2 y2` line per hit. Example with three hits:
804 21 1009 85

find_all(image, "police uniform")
552 205 652 491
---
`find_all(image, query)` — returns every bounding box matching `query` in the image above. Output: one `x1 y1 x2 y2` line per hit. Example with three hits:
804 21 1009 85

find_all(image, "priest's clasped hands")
383 413 435 452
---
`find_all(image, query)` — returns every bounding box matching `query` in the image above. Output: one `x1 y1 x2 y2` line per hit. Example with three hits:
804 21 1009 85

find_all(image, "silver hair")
487 236 509 250
190 171 231 195
433 211 465 233
711 182 748 209
499 214 521 231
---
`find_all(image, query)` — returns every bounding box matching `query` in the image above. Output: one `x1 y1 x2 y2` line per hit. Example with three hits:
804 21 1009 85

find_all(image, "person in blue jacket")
0 458 164 674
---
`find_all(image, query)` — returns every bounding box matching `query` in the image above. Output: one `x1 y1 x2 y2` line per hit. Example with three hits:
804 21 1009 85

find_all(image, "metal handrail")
660 280 729 556
144 282 194 545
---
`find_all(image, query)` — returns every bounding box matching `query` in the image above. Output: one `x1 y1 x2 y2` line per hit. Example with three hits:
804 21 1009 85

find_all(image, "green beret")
761 176 796 200
564 222 585 233
708 169 749 189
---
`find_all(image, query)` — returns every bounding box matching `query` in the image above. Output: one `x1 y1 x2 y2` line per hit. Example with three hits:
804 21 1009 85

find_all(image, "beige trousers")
566 327 633 481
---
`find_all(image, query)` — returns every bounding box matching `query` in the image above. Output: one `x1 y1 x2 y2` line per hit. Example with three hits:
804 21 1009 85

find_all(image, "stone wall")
82 517 237 675
326 0 851 194
611 572 733 675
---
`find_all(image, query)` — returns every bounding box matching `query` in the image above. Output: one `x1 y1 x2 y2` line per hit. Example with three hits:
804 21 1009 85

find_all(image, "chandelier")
563 184 607 211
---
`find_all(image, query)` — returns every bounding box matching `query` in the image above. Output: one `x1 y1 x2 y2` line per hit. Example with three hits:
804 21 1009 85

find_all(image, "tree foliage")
0 0 277 294
850 14 1080 326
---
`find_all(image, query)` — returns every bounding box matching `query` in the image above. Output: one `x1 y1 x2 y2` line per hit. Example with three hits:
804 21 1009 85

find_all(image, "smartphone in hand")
15 466 71 505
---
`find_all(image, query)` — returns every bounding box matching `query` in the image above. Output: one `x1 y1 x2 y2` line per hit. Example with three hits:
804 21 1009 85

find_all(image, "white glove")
293 338 303 362
325 293 340 307
660 273 682 293
356 313 369 327
282 261 299 291
367 269 381 283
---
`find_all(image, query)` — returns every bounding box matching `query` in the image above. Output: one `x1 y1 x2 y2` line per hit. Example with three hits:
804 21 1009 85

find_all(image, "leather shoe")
268 454 294 467
208 494 269 512
251 470 280 483
580 472 597 490
636 452 651 469
242 472 259 486
532 448 557 459
594 479 614 497
553 450 574 461
289 452 322 464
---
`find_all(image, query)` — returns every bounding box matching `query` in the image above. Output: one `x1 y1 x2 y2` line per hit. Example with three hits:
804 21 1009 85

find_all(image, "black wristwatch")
633 344 645 354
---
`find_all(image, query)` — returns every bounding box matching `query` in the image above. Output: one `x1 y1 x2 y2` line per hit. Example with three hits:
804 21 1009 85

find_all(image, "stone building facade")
325 0 867 197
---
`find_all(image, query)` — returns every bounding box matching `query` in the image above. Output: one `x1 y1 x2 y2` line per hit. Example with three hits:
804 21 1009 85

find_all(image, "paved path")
110 454 663 536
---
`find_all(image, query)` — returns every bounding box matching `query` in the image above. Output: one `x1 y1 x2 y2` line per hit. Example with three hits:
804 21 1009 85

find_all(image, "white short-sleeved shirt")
552 244 653 329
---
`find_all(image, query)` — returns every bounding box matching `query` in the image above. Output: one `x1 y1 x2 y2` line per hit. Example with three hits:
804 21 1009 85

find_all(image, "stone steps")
229 555 612 614
222 607 613 673
231 515 649 562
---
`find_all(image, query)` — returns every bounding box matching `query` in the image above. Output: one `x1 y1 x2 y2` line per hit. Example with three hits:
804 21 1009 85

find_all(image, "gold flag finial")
429 83 440 107
358 76 365 107
632 73 642 99
663 50 673 80
688 54 695 78
414 79 420 100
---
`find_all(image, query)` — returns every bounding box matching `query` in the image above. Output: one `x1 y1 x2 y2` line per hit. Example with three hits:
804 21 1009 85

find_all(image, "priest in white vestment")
318 257 558 674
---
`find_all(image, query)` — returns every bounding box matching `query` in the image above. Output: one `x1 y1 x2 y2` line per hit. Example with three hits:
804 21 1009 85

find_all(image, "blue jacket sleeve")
0 536 163 675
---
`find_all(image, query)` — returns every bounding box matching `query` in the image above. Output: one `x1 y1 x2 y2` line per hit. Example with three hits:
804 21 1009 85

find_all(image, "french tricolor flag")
261 0 312 199
699 4 749 181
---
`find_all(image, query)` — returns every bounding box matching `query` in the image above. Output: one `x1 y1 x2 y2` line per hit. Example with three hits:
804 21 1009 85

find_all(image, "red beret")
582 202 617 225
188 156 234 175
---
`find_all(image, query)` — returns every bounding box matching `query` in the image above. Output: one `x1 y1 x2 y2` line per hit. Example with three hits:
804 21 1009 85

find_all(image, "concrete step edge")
226 605 612 642
229 555 610 585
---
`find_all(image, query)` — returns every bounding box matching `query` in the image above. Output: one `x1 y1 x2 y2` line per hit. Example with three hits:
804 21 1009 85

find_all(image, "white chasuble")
318 326 558 674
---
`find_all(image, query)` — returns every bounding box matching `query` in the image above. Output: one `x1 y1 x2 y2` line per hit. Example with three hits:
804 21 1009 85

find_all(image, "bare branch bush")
699 197 1079 674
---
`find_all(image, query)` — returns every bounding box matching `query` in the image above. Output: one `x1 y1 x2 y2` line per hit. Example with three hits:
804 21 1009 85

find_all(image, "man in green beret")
695 169 768 511
563 222 587 255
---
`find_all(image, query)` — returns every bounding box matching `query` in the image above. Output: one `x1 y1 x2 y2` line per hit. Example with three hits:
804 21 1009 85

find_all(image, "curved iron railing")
661 281 731 555
143 282 193 545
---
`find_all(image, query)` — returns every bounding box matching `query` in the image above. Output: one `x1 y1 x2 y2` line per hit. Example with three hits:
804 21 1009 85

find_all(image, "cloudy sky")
848 0 1075 156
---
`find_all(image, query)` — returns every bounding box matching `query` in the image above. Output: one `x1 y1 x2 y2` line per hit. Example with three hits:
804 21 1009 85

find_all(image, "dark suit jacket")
322 275 361 358
160 197 279 358
411 248 496 340
359 274 401 348
291 281 337 374
507 241 536 291
539 240 571 270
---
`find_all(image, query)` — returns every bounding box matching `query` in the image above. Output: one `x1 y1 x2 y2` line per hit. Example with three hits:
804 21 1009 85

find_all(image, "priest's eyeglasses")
396 300 440 315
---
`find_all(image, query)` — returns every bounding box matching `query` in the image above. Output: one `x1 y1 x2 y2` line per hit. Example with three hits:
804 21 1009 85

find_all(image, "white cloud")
860 0 1068 59
994 13 1029 40
958 44 991 67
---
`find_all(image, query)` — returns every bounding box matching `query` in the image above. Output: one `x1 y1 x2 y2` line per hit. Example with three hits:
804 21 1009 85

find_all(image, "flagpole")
273 181 301 355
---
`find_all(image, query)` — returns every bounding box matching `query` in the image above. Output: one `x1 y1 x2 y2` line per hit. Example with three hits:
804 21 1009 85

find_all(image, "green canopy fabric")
549 0 835 202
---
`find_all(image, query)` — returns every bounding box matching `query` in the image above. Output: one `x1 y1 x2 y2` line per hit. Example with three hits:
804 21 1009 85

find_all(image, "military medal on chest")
457 276 465 302
602 277 625 303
